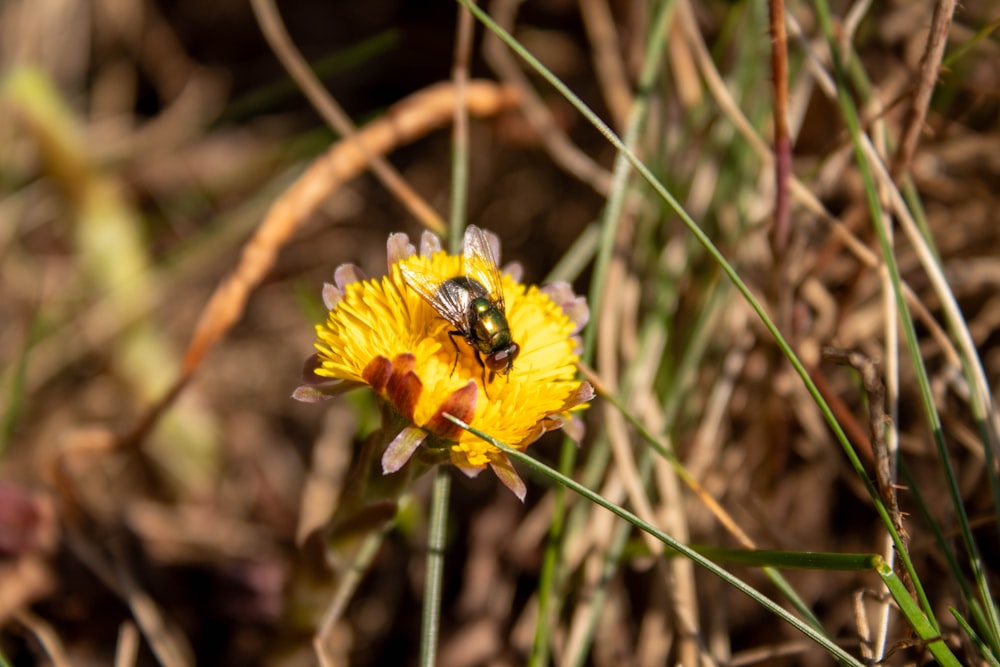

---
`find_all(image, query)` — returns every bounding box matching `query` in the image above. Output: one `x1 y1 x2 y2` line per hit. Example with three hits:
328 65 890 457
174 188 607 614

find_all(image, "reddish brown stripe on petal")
383 353 420 419
426 381 478 441
388 370 421 421
363 356 393 393
391 353 416 376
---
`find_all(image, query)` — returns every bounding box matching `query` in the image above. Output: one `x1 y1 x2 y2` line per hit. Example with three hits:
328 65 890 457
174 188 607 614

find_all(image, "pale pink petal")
291 382 360 403
486 229 502 264
563 414 586 443
300 353 331 385
334 263 367 290
419 231 442 257
387 232 416 266
503 261 524 283
322 282 344 310
293 354 361 402
568 382 596 407
382 426 427 473
542 282 589 333
489 455 526 502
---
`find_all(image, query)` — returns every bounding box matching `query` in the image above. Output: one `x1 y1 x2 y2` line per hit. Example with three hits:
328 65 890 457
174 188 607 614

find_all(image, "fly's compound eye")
486 343 520 374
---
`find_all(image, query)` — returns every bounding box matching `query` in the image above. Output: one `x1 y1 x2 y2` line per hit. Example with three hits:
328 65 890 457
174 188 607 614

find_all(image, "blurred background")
2 0 1000 665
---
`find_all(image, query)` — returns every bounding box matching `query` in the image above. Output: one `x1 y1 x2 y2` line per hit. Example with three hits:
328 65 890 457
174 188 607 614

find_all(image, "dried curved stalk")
181 81 517 377
126 81 519 446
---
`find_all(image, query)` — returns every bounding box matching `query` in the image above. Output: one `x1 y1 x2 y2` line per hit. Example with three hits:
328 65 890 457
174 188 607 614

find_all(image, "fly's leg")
447 330 463 375
476 362 493 401
447 330 491 400
472 350 491 400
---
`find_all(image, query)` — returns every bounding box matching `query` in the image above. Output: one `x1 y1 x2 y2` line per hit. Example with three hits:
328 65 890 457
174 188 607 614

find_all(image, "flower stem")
420 467 451 667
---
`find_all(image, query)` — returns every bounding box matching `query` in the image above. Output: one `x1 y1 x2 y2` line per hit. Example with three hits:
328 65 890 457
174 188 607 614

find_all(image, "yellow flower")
294 227 592 499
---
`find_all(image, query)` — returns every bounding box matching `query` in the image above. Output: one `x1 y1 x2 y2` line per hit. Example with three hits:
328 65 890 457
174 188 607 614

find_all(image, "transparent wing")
462 225 505 310
399 262 473 331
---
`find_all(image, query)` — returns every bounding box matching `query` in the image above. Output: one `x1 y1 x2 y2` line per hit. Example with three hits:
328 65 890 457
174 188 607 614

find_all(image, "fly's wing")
399 262 473 331
462 225 505 310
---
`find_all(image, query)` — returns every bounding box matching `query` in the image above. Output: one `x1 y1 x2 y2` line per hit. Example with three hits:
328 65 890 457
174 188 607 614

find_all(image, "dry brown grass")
2 0 999 665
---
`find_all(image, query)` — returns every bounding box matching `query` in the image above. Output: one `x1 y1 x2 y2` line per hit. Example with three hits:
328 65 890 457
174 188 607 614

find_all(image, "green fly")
400 225 520 393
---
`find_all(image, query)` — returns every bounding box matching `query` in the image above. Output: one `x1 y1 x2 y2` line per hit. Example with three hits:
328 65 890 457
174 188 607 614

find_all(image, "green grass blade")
528 1 674 660
811 0 999 646
595 370 827 633
950 607 1000 667
459 0 893 644
455 0 904 560
813 4 1000 647
875 557 961 667
695 547 875 571
445 413 866 667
